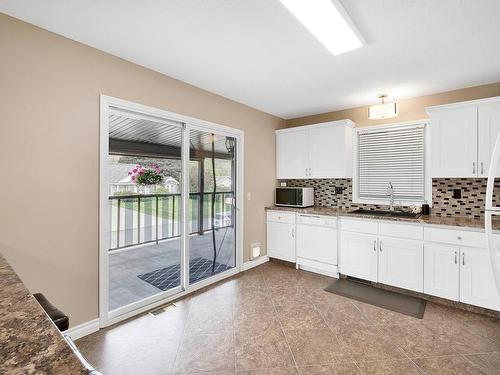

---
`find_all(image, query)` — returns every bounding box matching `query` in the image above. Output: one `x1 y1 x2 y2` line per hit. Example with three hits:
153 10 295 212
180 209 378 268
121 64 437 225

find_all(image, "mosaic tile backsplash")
283 178 500 218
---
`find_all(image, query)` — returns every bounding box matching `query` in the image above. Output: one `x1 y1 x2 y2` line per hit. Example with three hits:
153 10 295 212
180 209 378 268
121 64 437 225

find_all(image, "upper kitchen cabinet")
427 97 500 178
276 120 354 179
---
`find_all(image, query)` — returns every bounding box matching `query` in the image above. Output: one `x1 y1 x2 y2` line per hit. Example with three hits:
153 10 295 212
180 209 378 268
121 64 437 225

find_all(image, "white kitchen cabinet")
308 124 353 178
378 237 424 293
276 129 309 179
460 246 500 310
428 106 478 177
423 243 460 301
427 97 500 178
266 211 296 262
340 231 378 282
478 101 500 177
276 120 354 179
296 214 338 276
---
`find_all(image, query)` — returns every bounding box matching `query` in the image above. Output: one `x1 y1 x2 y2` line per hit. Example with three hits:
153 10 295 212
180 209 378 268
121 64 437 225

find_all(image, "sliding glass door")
100 96 242 325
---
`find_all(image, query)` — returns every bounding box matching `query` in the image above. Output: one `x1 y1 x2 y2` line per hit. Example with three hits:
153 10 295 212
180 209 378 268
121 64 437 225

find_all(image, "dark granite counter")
265 206 500 231
0 254 87 374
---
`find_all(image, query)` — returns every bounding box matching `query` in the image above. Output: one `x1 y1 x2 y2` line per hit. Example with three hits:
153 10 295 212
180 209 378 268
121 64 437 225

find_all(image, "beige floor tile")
174 333 235 373
184 304 233 335
356 359 423 374
464 352 500 375
297 363 360 374
462 318 500 344
275 302 328 330
79 333 181 375
237 366 299 374
284 328 352 366
413 355 487 374
336 325 407 362
268 285 310 306
315 301 372 333
424 320 500 355
235 322 295 371
377 323 457 358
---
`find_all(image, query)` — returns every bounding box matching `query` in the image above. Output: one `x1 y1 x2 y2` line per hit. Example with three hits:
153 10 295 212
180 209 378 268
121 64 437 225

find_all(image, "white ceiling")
2 0 500 119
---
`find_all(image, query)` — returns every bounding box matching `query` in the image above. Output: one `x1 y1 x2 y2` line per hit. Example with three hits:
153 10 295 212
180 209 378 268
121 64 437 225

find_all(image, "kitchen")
1 1 500 374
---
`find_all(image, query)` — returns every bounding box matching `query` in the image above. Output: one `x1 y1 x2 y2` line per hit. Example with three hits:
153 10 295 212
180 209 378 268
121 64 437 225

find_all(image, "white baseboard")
241 255 269 271
64 318 100 340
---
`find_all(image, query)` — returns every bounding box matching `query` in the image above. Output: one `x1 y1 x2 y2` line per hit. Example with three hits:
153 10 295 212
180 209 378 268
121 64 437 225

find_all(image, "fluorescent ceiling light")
279 0 364 56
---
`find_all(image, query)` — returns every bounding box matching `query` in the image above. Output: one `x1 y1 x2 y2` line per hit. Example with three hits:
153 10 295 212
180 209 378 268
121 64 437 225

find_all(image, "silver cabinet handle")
473 161 476 175
379 241 383 252
481 161 484 175
305 168 308 177
462 251 465 266
373 240 377 252
454 251 457 264
291 228 295 238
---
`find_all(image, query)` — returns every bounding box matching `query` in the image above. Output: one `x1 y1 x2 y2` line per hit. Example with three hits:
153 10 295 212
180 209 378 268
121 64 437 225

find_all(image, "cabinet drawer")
379 222 423 240
424 227 486 248
297 214 337 227
267 210 296 224
340 218 378 234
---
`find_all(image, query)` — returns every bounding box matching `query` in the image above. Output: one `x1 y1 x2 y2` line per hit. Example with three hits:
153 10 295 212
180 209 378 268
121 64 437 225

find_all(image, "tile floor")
77 261 500 374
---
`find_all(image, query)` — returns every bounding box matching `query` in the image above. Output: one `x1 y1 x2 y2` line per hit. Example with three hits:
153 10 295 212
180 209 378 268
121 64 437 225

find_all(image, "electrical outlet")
335 186 344 194
453 189 461 199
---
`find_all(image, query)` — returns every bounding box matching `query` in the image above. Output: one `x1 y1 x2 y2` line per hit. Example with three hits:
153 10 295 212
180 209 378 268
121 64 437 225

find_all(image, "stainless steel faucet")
387 182 394 211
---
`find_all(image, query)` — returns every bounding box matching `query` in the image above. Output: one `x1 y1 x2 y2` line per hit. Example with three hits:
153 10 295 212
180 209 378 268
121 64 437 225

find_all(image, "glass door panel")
107 109 183 312
188 129 237 284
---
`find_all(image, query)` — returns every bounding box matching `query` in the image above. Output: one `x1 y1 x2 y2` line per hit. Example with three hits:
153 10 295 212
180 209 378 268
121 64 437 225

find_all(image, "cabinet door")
309 125 352 178
276 130 309 179
424 243 459 301
429 106 478 177
378 238 423 292
267 221 295 262
478 101 500 177
460 247 500 310
340 231 378 282
296 224 337 265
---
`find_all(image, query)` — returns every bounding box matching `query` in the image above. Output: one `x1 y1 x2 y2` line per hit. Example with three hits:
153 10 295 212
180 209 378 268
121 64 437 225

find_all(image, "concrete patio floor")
109 227 235 310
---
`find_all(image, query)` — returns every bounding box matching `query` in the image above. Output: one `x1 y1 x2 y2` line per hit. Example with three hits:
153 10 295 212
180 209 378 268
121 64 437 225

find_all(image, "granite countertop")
265 205 500 230
0 254 87 374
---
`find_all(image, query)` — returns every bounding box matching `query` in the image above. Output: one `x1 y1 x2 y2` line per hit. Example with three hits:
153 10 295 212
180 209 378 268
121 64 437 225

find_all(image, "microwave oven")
275 187 314 207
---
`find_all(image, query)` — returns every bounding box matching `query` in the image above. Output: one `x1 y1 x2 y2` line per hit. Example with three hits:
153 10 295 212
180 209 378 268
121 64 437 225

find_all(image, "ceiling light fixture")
279 0 364 56
368 95 399 120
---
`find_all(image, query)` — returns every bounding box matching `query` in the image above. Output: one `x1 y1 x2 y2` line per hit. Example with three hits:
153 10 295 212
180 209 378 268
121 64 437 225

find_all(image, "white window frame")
352 119 432 207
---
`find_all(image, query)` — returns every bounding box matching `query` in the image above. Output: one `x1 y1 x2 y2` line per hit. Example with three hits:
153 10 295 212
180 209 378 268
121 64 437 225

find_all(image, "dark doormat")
138 257 233 291
325 279 426 319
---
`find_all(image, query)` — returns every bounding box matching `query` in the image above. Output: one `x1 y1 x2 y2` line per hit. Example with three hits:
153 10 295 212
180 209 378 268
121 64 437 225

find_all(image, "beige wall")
0 14 285 326
286 82 500 128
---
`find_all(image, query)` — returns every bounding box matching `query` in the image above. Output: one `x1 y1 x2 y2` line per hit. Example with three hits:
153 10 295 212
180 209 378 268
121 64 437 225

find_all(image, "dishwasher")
296 214 338 277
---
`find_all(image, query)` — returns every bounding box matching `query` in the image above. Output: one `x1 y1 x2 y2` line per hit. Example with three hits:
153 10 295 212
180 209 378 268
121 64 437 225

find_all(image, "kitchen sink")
349 209 421 218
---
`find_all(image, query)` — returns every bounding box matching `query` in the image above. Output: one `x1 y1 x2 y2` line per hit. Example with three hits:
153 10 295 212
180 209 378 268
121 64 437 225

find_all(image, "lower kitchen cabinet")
378 237 424 293
266 221 295 262
340 231 378 282
424 242 500 310
423 243 460 301
460 246 500 310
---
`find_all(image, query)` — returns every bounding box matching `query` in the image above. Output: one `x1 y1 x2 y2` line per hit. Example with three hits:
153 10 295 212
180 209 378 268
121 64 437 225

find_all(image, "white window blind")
358 124 426 202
